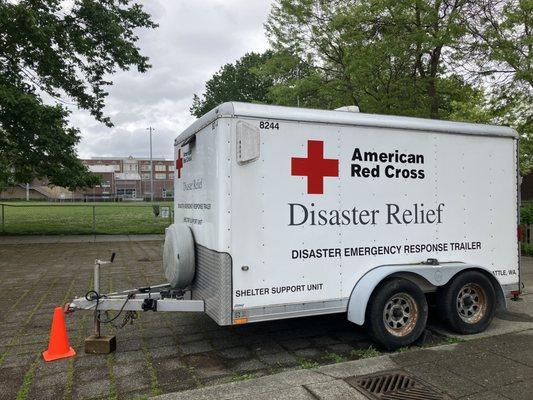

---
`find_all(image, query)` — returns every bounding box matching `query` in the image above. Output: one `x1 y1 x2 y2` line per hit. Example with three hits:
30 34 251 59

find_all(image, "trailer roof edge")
175 102 518 145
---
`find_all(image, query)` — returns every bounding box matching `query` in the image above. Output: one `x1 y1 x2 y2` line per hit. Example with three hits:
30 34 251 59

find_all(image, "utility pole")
147 126 155 202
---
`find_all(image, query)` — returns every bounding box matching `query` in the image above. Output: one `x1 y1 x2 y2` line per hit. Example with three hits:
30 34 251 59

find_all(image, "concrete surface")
154 330 533 400
0 239 531 400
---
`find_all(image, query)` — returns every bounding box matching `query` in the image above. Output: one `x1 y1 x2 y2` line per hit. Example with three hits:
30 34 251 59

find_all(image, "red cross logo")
291 140 339 194
175 149 183 179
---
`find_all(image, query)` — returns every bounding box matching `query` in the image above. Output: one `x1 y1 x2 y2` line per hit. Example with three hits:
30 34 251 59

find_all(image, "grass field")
0 201 174 235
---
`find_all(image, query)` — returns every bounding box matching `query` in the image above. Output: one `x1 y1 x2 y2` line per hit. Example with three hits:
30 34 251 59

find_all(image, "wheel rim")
456 283 487 324
383 292 419 337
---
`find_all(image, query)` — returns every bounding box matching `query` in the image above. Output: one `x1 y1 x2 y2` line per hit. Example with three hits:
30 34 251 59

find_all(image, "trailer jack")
67 253 204 354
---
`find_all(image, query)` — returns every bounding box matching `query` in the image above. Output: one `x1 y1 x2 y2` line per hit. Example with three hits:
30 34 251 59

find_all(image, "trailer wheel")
436 271 495 334
365 278 428 350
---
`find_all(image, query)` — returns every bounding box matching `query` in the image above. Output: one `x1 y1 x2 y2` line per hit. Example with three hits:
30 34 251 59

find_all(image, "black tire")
436 271 495 334
365 278 428 350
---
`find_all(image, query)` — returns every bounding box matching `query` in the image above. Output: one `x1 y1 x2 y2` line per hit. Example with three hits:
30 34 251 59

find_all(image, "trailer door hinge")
141 298 157 312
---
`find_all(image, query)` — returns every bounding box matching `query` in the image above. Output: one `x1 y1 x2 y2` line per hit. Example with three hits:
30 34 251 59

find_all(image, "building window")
114 164 121 172
126 164 137 171
141 173 150 180
155 164 166 172
168 173 174 180
155 173 166 180
117 188 136 198
140 164 151 172
101 180 111 188
162 188 174 198
168 165 175 171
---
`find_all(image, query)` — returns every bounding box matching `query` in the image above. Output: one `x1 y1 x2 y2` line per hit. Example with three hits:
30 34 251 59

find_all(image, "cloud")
73 0 272 160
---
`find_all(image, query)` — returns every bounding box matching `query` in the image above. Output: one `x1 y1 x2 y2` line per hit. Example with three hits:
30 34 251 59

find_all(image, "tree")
462 0 532 89
265 0 483 119
460 0 532 173
190 51 274 118
0 0 157 189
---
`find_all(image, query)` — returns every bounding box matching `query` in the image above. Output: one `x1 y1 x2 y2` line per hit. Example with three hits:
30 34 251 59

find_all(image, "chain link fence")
0 202 174 235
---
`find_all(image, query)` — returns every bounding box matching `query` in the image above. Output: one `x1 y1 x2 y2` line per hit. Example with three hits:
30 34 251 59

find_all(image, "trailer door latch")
142 298 157 312
424 258 439 265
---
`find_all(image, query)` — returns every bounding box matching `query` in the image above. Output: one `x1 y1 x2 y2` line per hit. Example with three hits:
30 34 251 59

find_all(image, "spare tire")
163 223 195 288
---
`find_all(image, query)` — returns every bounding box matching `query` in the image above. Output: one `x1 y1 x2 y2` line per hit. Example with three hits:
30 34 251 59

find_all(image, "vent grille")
346 371 450 400
191 244 232 325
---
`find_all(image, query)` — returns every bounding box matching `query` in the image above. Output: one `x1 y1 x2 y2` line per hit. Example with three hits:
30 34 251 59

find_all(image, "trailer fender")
347 263 506 326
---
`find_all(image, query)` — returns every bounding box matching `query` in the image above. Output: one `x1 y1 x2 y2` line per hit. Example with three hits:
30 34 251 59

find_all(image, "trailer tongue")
69 284 204 313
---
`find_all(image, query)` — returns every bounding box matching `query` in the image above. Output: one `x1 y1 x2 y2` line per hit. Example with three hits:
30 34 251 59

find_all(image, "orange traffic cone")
42 306 76 362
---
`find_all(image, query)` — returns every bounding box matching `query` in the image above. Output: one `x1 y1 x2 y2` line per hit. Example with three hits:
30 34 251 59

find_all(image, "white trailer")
71 102 520 350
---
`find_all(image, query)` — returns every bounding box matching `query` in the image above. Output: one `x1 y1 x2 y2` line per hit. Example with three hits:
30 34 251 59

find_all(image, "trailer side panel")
230 118 518 322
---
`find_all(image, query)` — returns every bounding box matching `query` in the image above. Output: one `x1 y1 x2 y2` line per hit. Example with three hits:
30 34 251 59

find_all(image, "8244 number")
259 121 279 130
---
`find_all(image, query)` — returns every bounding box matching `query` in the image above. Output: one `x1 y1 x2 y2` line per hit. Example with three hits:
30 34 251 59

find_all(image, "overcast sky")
72 0 272 160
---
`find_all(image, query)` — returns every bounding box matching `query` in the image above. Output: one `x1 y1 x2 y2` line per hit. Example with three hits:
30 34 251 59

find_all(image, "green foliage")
190 51 275 117
350 346 381 359
15 357 38 400
231 373 257 382
395 346 410 353
521 203 533 225
517 202 533 255
265 0 475 119
297 358 319 369
440 336 465 345
0 0 157 189
464 0 532 89
522 243 533 256
490 90 533 174
0 85 100 189
325 352 347 363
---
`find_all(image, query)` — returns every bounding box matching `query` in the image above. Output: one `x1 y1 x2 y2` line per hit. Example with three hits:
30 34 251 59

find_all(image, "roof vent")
335 106 360 113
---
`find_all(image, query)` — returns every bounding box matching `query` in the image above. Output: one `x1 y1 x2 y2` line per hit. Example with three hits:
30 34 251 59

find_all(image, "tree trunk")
427 45 443 119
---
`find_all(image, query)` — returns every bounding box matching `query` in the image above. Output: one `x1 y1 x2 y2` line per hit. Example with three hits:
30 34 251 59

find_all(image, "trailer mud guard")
347 262 506 326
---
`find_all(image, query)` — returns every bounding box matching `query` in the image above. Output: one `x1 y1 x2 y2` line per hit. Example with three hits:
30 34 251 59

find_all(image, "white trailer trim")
175 102 518 145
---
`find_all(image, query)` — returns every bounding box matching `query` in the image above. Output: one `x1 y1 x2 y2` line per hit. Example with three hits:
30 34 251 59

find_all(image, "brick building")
75 156 175 200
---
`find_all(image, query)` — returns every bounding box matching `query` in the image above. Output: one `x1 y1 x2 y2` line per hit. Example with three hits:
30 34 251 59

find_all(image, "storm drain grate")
346 371 451 400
